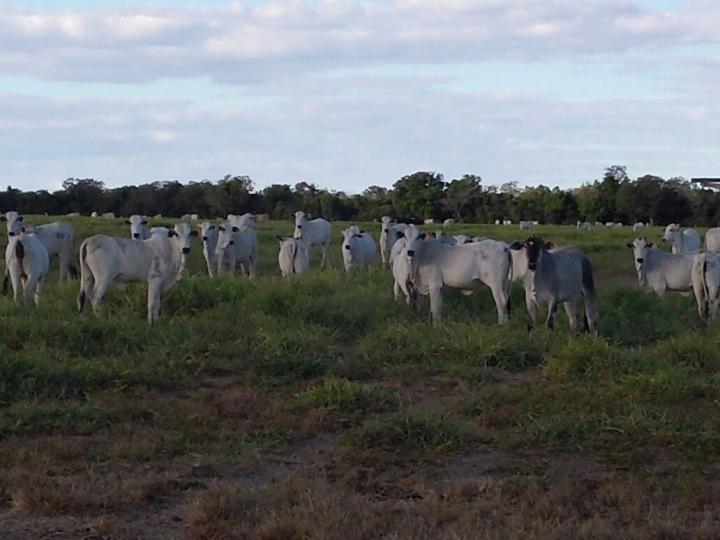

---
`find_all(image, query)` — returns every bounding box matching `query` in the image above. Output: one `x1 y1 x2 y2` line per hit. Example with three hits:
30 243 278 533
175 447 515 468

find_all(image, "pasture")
1 217 719 538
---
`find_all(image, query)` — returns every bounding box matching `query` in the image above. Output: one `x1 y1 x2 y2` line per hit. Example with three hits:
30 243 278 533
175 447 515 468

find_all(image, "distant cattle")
77 223 196 323
293 211 331 268
424 219 435 225
2 211 76 281
576 221 591 231
510 237 598 333
519 221 534 230
3 229 49 306
633 222 645 233
443 219 455 227
663 224 700 254
102 212 115 219
91 211 99 218
180 214 191 222
503 220 512 226
190 214 199 221
627 237 696 296
341 226 377 272
277 236 309 277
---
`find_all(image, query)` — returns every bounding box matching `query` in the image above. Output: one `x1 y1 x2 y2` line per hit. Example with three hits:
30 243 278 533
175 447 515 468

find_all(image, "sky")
1 0 718 193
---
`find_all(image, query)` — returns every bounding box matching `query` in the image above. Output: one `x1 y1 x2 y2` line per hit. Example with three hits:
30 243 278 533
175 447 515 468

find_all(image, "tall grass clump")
291 378 401 414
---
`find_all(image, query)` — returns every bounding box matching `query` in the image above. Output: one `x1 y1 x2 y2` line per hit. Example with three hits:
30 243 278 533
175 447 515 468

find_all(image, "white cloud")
0 1 718 84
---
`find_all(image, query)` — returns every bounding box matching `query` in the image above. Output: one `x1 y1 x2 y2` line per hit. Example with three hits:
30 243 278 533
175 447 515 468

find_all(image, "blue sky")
1 0 718 193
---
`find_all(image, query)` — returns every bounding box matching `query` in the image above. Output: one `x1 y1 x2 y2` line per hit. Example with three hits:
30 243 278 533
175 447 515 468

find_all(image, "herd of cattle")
2 210 719 329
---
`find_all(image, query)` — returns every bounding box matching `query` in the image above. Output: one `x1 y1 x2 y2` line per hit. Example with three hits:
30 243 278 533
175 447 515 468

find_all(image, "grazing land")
1 217 719 538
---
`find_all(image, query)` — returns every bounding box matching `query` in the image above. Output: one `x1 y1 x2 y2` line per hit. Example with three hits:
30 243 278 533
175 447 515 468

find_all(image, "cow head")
126 214 149 240
168 222 196 255
2 211 22 237
627 237 653 286
293 211 308 239
199 222 216 243
510 236 555 272
216 223 239 254
397 225 426 283
662 223 679 243
381 216 393 235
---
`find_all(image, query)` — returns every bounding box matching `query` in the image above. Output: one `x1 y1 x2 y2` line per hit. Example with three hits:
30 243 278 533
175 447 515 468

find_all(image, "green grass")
2 217 720 535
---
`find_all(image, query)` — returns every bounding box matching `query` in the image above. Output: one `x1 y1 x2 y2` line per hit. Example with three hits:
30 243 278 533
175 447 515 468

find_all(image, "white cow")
215 222 257 278
576 221 591 231
662 224 700 254
77 223 196 323
705 228 720 253
424 219 435 225
691 251 720 323
2 212 76 280
494 219 501 225
633 222 645 234
102 212 115 219
91 211 99 218
435 230 456 245
3 229 49 306
293 211 331 268
519 220 534 230
126 215 151 240
180 214 191 222
380 217 408 267
503 220 512 226
510 237 598 333
627 237 696 296
277 236 310 278
443 219 455 227
341 226 377 272
453 234 474 245
198 222 219 277
390 236 413 304
398 225 512 324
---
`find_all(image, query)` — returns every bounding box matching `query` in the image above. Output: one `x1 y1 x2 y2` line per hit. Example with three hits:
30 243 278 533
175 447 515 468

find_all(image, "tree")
391 171 445 220
443 175 483 221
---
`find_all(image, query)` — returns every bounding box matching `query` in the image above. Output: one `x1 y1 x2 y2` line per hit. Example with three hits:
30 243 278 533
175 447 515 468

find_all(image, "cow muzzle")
528 263 537 271
407 250 415 257
344 245 351 250
636 258 643 264
133 233 140 239
182 247 190 254
229 241 234 245
202 236 208 242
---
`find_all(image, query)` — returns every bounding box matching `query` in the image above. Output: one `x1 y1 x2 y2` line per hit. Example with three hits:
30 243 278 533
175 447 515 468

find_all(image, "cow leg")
10 272 22 305
429 286 443 323
490 285 509 325
320 243 327 269
59 252 71 281
563 301 579 333
525 291 538 331
248 257 257 280
545 300 558 330
393 280 400 300
89 277 111 315
33 275 44 307
22 274 38 306
147 278 162 324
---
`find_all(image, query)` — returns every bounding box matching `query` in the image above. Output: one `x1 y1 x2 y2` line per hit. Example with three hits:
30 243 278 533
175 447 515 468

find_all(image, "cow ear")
218 226 225 232
191 230 199 237
509 241 523 250
124 219 131 225
418 233 427 240
647 242 654 248
232 226 239 232
8 231 15 237
276 235 284 242
0 216 6 222
141 220 148 225
626 242 633 249
395 231 404 239
167 230 175 238
17 216 23 222
544 241 556 250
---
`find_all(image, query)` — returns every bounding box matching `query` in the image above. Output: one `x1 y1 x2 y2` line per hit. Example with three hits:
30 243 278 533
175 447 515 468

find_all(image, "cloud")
1 1 719 84
1 71 718 192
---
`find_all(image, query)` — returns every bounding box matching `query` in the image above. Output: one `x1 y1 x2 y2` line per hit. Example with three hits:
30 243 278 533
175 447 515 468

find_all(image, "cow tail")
77 242 90 313
703 258 711 320
15 240 25 274
291 239 297 274
505 247 513 317
581 257 599 333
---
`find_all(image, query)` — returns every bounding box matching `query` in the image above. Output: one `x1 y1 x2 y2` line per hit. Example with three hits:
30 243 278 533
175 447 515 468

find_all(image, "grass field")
1 216 719 538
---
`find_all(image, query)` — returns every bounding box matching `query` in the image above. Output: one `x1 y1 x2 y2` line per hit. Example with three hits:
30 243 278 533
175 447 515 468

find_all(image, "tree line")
2 166 719 226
